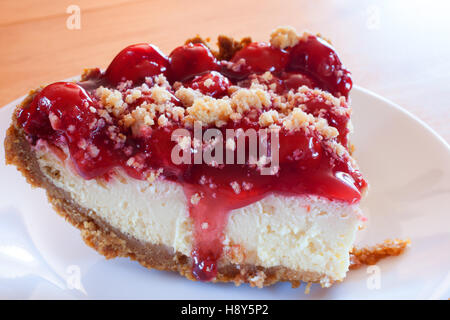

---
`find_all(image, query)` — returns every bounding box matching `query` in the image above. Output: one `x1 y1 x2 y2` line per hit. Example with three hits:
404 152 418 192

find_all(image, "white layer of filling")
36 147 362 285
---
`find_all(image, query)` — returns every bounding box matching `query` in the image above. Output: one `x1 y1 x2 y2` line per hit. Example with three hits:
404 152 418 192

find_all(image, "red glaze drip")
17 35 364 282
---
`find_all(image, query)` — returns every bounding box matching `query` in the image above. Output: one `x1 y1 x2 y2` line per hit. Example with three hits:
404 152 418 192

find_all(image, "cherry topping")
279 134 322 169
288 35 352 98
231 42 289 74
105 44 169 86
280 71 318 92
18 82 123 179
187 71 230 98
168 43 219 82
18 82 94 139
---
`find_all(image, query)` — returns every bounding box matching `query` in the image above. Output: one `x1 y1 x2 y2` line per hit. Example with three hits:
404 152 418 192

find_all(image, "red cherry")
231 42 289 74
105 44 169 86
280 72 318 92
188 71 230 98
288 35 352 98
17 82 120 179
18 82 94 138
219 60 252 81
168 43 219 82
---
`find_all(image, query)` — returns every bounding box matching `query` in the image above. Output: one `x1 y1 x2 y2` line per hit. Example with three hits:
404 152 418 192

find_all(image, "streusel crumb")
270 26 300 49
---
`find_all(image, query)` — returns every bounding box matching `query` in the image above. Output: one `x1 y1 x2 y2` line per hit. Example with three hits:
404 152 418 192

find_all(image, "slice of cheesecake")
4 26 368 288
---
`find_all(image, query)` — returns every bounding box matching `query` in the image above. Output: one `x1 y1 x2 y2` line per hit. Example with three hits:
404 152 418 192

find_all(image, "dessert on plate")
5 26 380 288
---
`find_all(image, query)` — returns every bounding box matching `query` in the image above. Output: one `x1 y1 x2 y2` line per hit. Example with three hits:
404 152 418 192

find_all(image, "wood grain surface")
1 0 449 142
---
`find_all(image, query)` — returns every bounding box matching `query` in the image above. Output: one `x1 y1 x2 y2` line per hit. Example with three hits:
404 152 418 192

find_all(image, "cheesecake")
5 26 371 288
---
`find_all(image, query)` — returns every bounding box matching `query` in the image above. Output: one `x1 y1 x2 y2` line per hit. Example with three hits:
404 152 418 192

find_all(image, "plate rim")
352 86 450 151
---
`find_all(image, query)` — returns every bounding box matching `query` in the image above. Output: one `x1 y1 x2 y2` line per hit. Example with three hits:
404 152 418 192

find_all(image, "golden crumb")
282 107 314 129
185 96 233 126
157 114 168 127
324 140 347 158
270 26 300 49
350 239 411 269
282 108 338 139
125 89 142 104
248 271 266 288
96 87 126 117
304 282 312 294
153 74 171 88
314 118 339 139
259 110 279 127
175 87 202 107
128 107 155 137
231 86 271 114
150 86 172 104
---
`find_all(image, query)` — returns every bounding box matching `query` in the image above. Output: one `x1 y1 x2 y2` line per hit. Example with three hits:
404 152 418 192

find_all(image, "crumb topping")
96 87 126 117
231 85 271 113
150 86 172 104
125 89 142 104
270 26 300 49
259 110 279 127
282 108 338 139
92 72 352 161
185 96 233 127
175 87 202 107
69 28 356 173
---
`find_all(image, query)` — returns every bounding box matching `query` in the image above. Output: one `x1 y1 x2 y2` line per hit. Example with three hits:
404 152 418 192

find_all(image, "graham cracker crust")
349 239 410 270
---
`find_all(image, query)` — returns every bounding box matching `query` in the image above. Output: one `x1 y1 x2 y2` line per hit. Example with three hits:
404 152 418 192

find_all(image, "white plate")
0 85 449 300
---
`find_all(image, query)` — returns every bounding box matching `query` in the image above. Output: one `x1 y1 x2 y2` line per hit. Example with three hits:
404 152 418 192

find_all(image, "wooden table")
1 0 449 142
